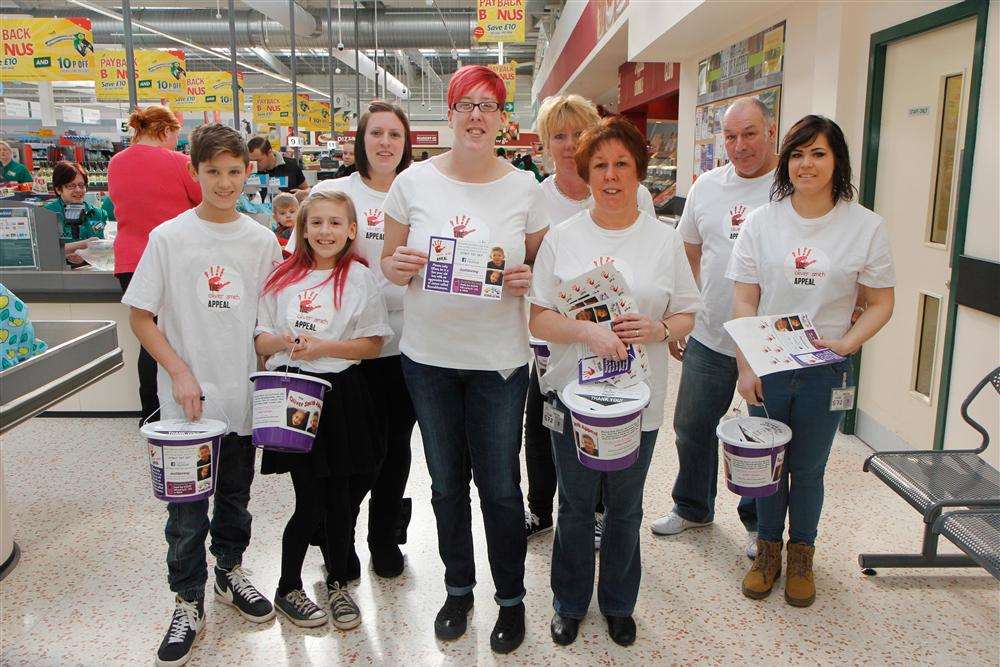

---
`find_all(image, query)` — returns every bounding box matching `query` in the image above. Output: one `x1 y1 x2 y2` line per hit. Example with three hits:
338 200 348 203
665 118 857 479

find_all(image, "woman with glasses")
381 65 548 655
43 161 108 265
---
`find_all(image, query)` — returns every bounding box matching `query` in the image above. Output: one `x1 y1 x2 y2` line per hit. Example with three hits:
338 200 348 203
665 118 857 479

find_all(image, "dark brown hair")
354 100 412 179
52 161 88 193
246 136 273 155
771 114 855 203
128 104 181 141
189 124 250 168
574 115 649 181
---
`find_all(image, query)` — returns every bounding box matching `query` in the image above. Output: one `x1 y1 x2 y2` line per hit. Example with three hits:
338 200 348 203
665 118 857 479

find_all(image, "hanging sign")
252 93 293 124
171 71 245 112
308 100 331 132
0 17 94 81
488 61 517 103
95 49 187 100
474 0 526 43
334 110 351 133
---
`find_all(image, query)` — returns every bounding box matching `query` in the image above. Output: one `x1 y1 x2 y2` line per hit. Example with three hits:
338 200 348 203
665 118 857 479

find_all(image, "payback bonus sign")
1 17 94 81
475 0 526 43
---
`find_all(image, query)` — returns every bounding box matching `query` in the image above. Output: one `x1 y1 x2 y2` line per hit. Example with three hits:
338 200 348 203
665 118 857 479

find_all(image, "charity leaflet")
723 312 845 377
551 264 650 387
423 235 504 300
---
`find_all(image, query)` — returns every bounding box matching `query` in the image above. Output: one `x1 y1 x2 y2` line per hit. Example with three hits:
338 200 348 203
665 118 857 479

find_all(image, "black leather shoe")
370 546 404 578
490 603 525 654
434 593 474 641
550 613 580 646
605 614 636 646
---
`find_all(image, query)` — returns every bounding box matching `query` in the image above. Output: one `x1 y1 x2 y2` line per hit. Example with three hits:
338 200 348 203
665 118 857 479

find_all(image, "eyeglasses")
451 100 501 114
63 183 88 190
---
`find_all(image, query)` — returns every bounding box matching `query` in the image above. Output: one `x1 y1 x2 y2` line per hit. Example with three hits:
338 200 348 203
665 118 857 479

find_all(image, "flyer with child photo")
724 312 846 377
423 235 504 300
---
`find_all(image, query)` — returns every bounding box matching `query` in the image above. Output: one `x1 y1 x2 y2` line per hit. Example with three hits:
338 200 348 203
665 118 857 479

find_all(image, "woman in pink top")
108 104 201 422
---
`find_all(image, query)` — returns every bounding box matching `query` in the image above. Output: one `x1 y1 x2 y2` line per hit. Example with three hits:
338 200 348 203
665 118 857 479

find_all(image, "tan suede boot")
741 539 782 599
784 541 816 607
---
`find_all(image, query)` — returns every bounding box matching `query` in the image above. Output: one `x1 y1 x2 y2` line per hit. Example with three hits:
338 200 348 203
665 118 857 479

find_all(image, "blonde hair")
293 190 358 255
536 94 601 149
271 193 299 211
0 141 12 152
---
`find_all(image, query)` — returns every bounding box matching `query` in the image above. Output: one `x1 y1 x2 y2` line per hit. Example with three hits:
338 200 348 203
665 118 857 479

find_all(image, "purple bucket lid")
141 418 227 441
250 371 332 391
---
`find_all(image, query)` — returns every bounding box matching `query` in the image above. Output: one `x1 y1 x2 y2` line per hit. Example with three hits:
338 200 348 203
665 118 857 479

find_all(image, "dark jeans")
549 397 657 618
360 355 416 550
401 355 529 606
165 434 255 601
117 272 159 423
671 338 757 531
524 366 557 519
750 361 850 546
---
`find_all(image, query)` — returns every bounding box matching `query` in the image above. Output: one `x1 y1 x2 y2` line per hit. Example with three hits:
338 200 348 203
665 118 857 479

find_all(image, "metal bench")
858 366 1000 577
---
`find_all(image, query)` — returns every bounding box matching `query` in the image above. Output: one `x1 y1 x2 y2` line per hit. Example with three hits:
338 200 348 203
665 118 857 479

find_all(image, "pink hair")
447 65 507 110
263 191 368 310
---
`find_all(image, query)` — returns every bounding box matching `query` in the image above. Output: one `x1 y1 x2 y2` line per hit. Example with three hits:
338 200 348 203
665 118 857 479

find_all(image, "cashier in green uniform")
0 141 33 184
43 161 107 265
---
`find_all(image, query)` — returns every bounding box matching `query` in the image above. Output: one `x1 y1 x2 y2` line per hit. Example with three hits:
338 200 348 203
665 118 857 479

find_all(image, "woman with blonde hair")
108 104 201 422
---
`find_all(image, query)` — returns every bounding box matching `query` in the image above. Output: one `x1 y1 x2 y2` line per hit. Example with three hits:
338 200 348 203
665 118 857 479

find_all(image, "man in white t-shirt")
650 98 778 559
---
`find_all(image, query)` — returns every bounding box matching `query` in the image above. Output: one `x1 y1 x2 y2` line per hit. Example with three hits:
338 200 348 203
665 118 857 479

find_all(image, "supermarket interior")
1 1 998 665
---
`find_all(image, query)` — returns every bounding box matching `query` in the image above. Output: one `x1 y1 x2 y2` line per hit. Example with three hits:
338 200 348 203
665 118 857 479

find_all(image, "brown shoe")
784 541 816 607
741 539 782 599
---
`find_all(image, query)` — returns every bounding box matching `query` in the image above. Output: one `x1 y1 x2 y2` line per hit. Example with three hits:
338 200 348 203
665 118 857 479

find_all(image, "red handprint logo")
297 289 321 313
364 208 383 227
592 256 614 268
432 239 446 253
204 266 231 292
792 247 817 270
449 215 477 238
583 367 598 378
730 203 747 227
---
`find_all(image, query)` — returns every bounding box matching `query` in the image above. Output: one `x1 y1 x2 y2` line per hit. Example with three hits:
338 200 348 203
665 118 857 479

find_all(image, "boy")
271 192 299 248
123 124 283 667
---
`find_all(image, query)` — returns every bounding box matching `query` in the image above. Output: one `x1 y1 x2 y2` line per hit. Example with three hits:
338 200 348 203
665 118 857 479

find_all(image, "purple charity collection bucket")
529 337 551 378
141 418 227 503
250 371 332 453
716 416 792 498
558 380 650 472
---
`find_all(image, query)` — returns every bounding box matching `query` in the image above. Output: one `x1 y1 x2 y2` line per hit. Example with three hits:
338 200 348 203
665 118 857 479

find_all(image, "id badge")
542 400 565 433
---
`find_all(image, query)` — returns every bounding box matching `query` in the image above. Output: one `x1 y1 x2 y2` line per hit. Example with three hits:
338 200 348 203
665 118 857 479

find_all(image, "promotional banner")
334 110 351 133
474 0 525 43
252 93 294 125
308 100 331 132
96 49 187 100
0 17 94 81
488 61 517 103
171 71 245 112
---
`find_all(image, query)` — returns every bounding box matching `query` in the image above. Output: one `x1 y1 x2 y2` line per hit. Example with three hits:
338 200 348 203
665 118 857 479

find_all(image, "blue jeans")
750 361 851 546
549 398 657 618
671 338 757 530
165 433 256 601
400 355 529 606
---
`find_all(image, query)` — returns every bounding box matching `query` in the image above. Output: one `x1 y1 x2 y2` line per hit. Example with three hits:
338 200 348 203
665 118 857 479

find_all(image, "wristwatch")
660 318 671 342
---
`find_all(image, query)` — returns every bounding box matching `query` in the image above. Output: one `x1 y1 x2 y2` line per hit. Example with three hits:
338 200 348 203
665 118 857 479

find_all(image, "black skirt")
260 364 386 477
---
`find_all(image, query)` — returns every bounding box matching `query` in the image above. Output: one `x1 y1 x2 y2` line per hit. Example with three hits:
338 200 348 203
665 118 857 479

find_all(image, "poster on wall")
697 21 785 106
693 85 781 179
474 0 526 43
644 120 677 208
0 17 94 82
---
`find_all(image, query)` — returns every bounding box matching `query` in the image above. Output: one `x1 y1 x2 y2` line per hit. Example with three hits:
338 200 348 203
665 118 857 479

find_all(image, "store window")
913 292 941 398
928 73 963 245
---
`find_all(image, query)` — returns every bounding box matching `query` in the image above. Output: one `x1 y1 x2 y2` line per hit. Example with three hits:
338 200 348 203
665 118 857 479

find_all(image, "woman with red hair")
381 65 548 654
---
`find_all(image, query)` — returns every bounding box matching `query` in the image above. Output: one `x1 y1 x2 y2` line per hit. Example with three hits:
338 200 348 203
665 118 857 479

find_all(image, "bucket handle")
731 399 778 449
279 336 304 385
141 395 232 434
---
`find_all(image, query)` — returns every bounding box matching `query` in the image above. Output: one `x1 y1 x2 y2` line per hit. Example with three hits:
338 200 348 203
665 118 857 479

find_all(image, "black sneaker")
525 511 554 540
214 565 275 622
326 582 362 630
434 592 474 641
275 588 328 628
490 603 525 654
155 596 204 667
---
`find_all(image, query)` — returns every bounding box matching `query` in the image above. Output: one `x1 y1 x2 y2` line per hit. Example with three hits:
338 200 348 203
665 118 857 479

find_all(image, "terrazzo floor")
2 361 998 666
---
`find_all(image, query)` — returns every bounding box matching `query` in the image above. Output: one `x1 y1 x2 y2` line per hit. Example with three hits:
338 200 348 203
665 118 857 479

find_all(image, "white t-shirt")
726 198 896 341
541 176 656 225
677 163 774 356
382 159 549 370
256 264 393 373
530 210 702 430
307 172 404 357
122 209 283 436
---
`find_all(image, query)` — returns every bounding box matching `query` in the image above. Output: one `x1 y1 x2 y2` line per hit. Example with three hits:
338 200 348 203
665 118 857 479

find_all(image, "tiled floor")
2 362 998 666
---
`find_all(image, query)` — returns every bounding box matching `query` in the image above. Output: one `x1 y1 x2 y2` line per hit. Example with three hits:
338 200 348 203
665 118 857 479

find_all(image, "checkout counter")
1 202 128 579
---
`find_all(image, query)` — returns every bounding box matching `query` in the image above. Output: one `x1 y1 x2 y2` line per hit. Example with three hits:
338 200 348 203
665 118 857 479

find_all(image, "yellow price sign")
334 111 351 133
474 0 526 44
488 61 517 103
95 49 187 100
308 100 331 132
172 71 245 112
252 92 310 126
0 17 94 81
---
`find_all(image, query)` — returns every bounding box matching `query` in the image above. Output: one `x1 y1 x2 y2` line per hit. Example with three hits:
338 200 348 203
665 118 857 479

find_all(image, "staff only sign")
1 17 94 81
474 0 526 43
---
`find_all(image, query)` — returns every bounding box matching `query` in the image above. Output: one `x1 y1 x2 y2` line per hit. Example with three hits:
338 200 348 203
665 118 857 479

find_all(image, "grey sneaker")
275 589 328 628
327 582 361 630
214 565 275 623
525 511 553 540
155 596 204 667
594 513 605 550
